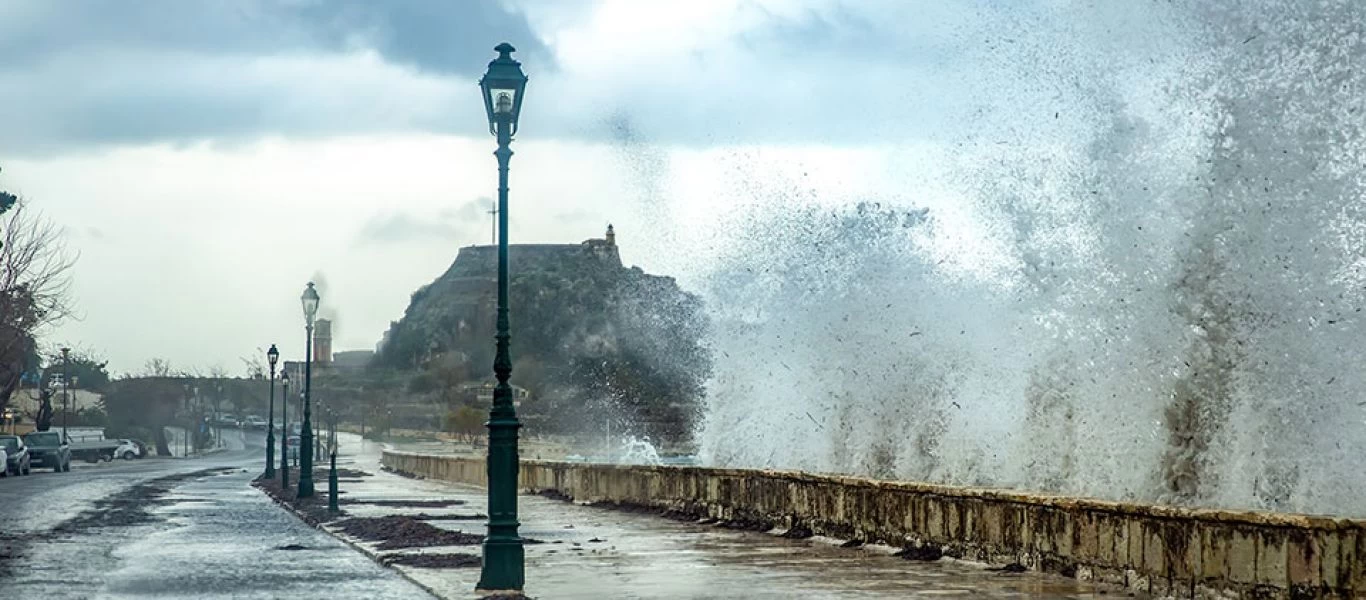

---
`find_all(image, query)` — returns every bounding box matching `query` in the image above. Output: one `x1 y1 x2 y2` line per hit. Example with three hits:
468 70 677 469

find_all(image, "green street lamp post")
327 446 339 512
280 369 290 488
264 344 279 479
325 402 339 512
476 41 529 593
297 282 320 499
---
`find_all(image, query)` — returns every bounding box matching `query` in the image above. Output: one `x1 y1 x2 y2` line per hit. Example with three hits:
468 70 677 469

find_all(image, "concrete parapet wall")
382 450 1365 599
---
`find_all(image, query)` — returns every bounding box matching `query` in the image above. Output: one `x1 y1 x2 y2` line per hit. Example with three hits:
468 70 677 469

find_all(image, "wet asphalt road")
0 430 433 599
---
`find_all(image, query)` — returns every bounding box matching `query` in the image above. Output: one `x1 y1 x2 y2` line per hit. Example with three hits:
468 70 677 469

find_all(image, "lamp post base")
327 452 339 512
476 537 525 592
264 432 276 479
298 433 314 498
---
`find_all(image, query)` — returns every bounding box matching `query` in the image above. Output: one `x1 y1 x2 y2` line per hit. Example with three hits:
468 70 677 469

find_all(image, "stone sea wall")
382 450 1364 599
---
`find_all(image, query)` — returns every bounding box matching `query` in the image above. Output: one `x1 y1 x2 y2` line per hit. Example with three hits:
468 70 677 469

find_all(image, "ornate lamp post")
297 282 320 498
280 369 290 488
476 41 528 593
264 344 279 478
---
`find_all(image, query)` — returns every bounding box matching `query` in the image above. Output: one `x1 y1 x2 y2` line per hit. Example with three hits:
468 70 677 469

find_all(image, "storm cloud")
0 0 552 74
0 0 552 154
0 0 1009 156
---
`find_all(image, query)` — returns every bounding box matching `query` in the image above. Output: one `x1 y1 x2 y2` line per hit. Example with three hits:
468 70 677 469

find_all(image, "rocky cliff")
375 230 710 444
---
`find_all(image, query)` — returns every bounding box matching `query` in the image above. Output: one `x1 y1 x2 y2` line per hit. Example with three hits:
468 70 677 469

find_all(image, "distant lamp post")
297 282 320 498
315 400 323 460
60 347 71 438
182 384 191 457
264 344 279 479
192 386 201 454
280 369 290 488
476 41 528 593
214 383 223 449
327 412 340 513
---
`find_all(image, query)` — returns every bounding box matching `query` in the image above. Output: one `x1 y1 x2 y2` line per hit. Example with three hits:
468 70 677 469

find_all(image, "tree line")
0 165 77 425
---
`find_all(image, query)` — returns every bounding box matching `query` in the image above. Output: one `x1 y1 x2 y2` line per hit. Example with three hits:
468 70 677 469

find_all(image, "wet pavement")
4 429 1149 599
0 429 433 599
337 435 1146 599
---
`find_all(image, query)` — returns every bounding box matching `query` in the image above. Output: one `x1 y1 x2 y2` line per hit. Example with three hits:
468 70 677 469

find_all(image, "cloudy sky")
0 0 1190 374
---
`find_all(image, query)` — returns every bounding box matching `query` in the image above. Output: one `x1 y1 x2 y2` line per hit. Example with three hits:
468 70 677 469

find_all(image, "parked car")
242 415 268 430
66 429 125 463
114 439 143 460
214 414 240 428
23 431 71 472
0 435 31 476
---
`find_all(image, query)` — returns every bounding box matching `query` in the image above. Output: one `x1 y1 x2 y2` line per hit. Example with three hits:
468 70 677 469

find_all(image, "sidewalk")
5 455 434 599
304 434 1140 600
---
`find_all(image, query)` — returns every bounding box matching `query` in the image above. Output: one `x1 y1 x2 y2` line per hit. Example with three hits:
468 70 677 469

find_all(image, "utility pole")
60 347 70 439
488 205 498 245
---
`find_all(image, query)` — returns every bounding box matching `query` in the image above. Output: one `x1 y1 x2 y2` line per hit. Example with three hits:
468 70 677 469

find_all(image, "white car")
242 415 269 430
114 439 143 460
0 448 7 476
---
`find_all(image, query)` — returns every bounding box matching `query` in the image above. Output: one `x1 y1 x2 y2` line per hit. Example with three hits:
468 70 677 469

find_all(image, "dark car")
23 431 71 473
0 435 31 476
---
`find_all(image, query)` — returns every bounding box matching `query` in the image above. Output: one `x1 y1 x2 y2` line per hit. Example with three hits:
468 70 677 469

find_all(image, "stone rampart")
382 450 1364 599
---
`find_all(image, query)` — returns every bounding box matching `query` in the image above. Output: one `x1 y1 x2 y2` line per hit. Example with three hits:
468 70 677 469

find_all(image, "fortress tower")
313 318 333 365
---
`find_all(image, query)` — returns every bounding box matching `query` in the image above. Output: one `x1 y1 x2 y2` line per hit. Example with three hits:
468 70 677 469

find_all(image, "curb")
176 447 229 459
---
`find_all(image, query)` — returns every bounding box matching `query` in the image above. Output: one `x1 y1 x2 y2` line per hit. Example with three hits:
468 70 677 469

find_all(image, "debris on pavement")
252 475 347 525
339 498 466 508
408 512 488 521
331 515 484 549
56 467 235 533
893 545 944 561
378 552 481 568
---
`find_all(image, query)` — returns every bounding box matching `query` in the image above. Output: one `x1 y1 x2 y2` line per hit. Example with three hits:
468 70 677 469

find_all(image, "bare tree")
142 358 173 377
0 194 76 414
240 348 266 380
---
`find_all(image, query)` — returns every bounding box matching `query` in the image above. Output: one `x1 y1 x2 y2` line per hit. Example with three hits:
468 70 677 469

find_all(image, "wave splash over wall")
694 2 1366 517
